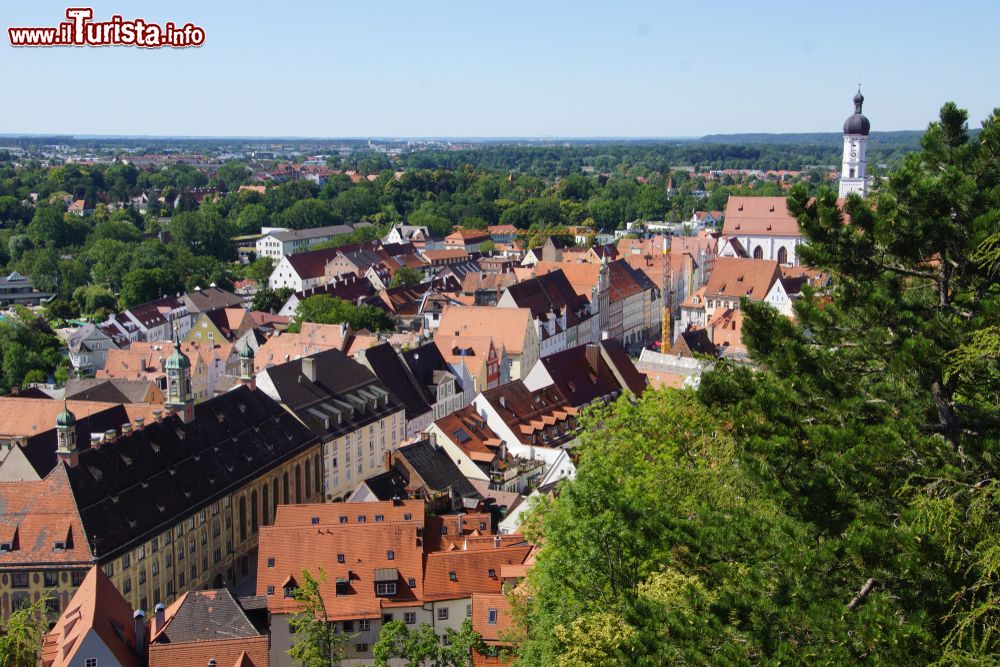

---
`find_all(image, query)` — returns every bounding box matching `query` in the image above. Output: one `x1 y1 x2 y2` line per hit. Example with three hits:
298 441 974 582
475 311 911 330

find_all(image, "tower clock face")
850 149 857 159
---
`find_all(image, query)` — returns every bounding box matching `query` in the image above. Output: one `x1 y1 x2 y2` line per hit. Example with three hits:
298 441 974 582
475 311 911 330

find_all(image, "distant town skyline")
3 0 998 137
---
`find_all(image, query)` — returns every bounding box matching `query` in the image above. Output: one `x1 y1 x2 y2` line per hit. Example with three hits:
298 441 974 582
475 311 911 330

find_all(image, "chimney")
585 344 600 372
152 603 165 636
456 513 464 535
498 395 506 409
90 433 103 450
428 431 437 448
133 609 146 655
134 417 144 430
152 409 163 423
104 429 117 444
494 535 501 548
384 450 392 472
121 423 132 436
302 356 317 382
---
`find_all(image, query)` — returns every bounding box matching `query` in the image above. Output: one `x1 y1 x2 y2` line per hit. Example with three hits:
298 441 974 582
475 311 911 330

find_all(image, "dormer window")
337 553 345 563
448 571 457 582
387 550 395 560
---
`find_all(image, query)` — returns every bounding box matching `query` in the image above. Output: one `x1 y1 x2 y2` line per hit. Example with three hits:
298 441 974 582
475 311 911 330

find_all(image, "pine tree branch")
847 578 875 611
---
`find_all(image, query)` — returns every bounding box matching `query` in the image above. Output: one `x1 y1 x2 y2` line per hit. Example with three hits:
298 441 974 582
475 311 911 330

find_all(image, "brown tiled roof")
472 592 514 644
434 407 503 464
434 335 498 380
438 307 531 355
479 381 576 447
703 257 780 301
445 229 490 242
149 637 268 667
0 465 92 568
722 196 800 237
40 565 140 667
0 398 162 442
257 501 427 619
423 249 470 262
423 544 531 601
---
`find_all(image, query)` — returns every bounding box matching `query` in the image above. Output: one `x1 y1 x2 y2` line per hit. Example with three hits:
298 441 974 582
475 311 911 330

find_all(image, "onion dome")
843 88 870 136
56 401 76 427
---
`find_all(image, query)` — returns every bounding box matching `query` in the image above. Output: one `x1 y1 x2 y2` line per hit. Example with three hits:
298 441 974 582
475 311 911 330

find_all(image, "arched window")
753 246 764 260
777 246 788 265
261 484 270 526
272 479 279 517
282 472 290 505
238 496 247 542
250 490 258 534
314 454 321 495
305 460 311 498
295 465 302 504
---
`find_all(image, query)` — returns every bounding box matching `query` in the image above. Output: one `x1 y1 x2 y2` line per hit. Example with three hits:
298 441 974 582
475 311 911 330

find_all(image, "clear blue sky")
2 0 998 137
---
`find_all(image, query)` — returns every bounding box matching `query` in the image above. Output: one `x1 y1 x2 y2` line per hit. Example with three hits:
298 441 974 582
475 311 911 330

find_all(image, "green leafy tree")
287 569 352 667
244 257 275 286
119 268 182 309
216 161 252 192
388 266 422 288
291 295 394 333
373 619 485 667
0 594 52 667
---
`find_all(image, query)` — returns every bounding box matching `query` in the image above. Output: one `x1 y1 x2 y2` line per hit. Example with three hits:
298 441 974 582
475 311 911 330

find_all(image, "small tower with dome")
165 321 194 423
839 86 871 198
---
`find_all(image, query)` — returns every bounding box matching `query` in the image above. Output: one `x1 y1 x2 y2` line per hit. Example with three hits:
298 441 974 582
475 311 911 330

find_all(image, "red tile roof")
40 565 140 667
722 196 800 237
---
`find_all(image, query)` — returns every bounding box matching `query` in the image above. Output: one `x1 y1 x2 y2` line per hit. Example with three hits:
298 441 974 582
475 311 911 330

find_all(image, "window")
337 553 345 563
466 604 472 617
122 553 131 569
138 570 146 585
386 550 394 560
266 585 275 595
777 246 788 265
72 570 86 586
376 582 396 596
359 619 370 631
267 558 275 568
487 568 496 578
375 514 384 523
382 613 393 624
488 608 498 624
123 577 131 593
448 571 457 582
355 643 368 653
86 660 98 667
44 571 59 587
11 572 29 588
437 607 449 620
408 577 416 588
343 620 354 633
403 513 411 521
404 612 416 625
151 560 159 577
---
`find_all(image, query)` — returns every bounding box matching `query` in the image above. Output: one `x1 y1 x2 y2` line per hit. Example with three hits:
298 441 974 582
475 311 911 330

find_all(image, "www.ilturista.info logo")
8 8 205 48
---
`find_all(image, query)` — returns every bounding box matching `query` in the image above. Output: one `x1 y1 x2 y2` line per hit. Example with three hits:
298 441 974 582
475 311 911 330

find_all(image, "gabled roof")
502 270 589 325
703 257 781 301
259 348 404 439
536 341 645 407
0 465 92 567
284 246 349 280
672 328 719 358
63 386 318 560
257 501 427 619
40 565 140 667
64 378 161 405
359 342 432 420
151 588 261 644
182 287 243 315
479 381 577 447
423 544 531 601
266 224 354 243
395 439 481 501
434 406 504 464
722 196 800 237
438 307 532 356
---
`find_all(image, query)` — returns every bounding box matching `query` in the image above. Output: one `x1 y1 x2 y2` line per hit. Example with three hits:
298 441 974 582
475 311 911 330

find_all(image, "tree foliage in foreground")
515 102 1000 665
372 618 485 667
289 294 395 333
287 569 352 667
0 595 51 667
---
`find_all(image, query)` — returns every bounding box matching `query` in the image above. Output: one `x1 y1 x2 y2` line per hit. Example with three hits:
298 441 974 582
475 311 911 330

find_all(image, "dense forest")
514 103 1000 664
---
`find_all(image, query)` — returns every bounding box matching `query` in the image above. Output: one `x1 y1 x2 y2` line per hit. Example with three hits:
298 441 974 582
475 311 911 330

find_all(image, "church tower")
165 323 194 423
839 87 871 198
56 400 78 466
239 341 256 390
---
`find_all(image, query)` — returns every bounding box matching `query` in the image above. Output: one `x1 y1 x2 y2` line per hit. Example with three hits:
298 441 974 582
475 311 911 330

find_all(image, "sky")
1 0 999 138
